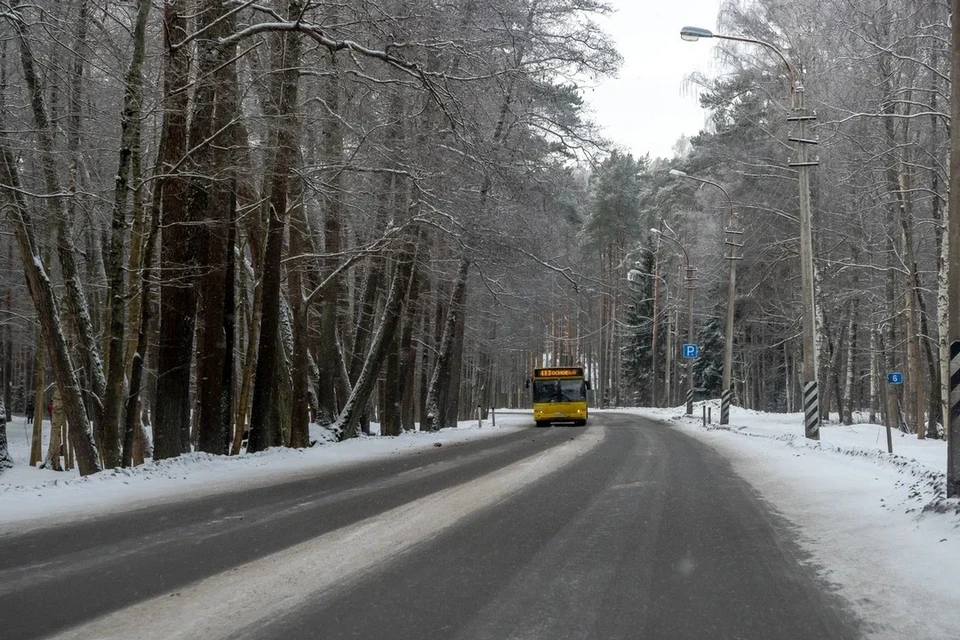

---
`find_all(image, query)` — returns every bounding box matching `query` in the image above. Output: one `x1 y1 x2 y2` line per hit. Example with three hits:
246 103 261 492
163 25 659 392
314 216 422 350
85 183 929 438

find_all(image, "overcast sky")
583 0 724 160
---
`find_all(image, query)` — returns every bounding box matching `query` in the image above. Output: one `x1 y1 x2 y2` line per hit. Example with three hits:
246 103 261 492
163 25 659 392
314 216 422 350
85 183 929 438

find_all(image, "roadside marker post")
683 344 698 415
885 372 903 454
803 381 819 440
720 389 731 426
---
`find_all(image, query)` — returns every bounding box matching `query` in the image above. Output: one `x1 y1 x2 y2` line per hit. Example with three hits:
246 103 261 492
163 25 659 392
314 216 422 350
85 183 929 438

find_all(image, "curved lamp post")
680 25 820 440
652 228 696 415
669 170 741 425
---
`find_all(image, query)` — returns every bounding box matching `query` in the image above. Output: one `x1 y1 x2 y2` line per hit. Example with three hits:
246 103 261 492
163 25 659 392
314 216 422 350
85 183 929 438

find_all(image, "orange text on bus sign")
534 368 582 377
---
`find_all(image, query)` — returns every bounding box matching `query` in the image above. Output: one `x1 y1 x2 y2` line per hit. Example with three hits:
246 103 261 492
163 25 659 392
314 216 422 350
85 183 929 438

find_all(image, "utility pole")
947 0 960 497
789 76 821 441
664 294 673 407
668 170 742 424
686 261 695 415
652 228 695 415
722 215 743 425
681 25 820 439
650 238 661 407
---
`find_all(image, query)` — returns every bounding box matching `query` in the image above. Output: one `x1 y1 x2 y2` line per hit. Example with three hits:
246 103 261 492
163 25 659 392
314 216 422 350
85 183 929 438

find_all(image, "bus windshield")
533 379 586 403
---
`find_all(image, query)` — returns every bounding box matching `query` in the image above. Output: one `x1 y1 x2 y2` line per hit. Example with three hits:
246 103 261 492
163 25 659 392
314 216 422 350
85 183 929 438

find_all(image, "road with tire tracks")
0 412 861 639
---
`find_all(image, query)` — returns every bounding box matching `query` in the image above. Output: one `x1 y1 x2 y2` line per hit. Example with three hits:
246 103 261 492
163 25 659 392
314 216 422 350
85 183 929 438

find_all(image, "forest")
0 0 954 476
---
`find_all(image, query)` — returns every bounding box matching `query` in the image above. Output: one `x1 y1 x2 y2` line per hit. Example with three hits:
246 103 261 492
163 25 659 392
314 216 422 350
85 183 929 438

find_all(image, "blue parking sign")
887 372 903 384
683 344 698 359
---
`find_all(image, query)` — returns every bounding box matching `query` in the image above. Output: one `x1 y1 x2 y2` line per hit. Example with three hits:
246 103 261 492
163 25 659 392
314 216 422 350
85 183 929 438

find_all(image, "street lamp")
680 25 820 440
669 170 742 425
651 228 696 415
679 26 713 42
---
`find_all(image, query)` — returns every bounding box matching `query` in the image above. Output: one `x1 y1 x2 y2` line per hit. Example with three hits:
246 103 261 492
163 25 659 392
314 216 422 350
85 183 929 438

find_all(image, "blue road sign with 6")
683 344 698 359
887 372 903 384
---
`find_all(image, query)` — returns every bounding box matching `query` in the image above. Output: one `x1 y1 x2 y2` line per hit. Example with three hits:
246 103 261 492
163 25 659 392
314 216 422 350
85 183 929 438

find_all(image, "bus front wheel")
536 420 549 428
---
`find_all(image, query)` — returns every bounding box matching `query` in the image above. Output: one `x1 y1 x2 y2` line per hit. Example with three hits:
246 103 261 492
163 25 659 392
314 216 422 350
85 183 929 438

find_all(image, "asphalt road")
0 412 862 639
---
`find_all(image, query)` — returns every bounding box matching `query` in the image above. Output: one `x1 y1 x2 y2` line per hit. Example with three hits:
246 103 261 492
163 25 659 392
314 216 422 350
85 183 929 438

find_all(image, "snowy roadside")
622 402 960 640
0 412 529 531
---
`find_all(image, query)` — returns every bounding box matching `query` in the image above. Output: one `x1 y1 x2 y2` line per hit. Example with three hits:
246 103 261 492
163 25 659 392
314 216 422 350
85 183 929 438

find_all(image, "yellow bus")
529 367 590 427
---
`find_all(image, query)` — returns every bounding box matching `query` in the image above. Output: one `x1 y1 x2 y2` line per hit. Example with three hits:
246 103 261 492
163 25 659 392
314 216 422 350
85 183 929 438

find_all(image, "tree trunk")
883 248 901 431
248 10 301 453
336 235 418 439
272 302 295 447
102 0 151 468
28 336 44 466
316 47 343 428
123 123 166 467
913 277 941 438
869 328 879 424
193 0 238 456
11 12 106 439
154 0 196 459
289 178 312 449
0 144 101 475
443 295 468 428
399 257 425 431
43 387 65 471
424 257 470 431
122 205 158 467
232 272 262 454
843 303 858 425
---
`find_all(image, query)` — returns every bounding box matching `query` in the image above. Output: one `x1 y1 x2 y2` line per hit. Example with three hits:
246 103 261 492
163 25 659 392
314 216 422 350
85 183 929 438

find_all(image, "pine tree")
622 250 656 405
694 313 725 400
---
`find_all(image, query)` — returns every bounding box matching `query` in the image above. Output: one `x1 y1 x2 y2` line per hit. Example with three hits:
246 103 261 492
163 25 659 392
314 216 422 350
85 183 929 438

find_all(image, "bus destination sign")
534 368 583 378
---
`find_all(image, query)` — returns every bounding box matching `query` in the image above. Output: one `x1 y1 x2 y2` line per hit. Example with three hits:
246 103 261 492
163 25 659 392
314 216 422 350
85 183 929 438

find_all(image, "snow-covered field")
623 401 960 640
0 412 529 531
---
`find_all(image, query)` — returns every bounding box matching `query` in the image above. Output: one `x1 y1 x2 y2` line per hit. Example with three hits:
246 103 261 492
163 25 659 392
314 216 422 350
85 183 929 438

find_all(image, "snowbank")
0 411 529 530
623 401 960 640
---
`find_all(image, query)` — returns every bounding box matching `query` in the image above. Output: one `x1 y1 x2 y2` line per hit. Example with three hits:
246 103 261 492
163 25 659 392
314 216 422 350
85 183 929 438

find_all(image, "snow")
0 412 528 532
622 400 960 640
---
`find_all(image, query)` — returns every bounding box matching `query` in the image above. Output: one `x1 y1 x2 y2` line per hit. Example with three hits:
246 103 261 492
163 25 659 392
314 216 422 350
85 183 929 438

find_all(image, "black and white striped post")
721 389 731 426
803 381 819 440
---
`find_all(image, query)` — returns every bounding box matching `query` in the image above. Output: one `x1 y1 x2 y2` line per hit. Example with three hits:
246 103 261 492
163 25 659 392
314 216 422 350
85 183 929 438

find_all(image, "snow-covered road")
4 405 959 638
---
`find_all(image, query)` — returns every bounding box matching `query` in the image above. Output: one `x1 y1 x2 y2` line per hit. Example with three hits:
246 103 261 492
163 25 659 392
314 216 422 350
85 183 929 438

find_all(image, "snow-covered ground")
0 411 528 531
624 400 960 640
